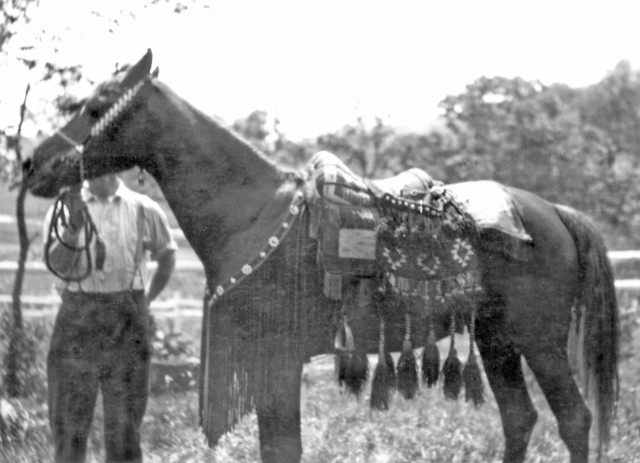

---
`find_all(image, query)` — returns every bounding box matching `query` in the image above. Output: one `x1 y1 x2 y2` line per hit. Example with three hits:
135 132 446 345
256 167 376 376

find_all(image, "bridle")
44 77 148 282
52 77 148 182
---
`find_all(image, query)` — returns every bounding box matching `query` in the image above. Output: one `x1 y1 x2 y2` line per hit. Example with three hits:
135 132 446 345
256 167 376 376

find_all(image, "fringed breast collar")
205 188 306 309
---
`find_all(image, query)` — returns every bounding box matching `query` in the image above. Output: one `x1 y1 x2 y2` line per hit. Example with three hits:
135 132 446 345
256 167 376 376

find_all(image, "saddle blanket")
446 181 533 260
446 180 531 241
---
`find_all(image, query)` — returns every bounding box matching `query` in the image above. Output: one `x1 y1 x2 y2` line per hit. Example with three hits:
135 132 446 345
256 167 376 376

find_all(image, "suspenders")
130 202 146 289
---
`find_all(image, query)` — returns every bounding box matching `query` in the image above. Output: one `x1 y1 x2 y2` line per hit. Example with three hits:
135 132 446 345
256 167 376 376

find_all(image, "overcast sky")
4 0 640 140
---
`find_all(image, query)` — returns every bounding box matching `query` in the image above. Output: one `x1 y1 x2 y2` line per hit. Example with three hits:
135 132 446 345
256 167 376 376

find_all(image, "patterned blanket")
305 151 483 301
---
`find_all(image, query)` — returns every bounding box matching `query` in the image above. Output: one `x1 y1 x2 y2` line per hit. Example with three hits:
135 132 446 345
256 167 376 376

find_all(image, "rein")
44 191 106 282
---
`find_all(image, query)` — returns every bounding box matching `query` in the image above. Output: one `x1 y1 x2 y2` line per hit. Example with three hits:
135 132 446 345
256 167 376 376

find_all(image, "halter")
52 78 148 181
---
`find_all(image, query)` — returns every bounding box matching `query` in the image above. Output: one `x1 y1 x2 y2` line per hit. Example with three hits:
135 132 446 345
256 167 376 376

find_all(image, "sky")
4 0 640 141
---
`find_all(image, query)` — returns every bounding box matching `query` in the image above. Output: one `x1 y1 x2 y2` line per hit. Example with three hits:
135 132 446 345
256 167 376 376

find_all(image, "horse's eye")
86 95 110 119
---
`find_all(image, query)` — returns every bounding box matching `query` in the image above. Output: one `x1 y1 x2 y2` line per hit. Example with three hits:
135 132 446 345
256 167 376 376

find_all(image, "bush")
149 316 200 394
0 309 50 398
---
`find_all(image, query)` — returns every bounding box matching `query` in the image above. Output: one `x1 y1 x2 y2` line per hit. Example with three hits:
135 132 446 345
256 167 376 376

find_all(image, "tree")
316 117 397 177
233 109 313 169
438 71 640 247
0 0 41 398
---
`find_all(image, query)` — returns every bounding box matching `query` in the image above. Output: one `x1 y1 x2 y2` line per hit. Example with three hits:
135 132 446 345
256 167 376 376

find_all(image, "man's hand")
64 184 86 232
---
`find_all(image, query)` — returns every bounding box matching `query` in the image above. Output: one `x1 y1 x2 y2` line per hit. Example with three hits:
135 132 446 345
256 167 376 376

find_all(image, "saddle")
305 150 480 300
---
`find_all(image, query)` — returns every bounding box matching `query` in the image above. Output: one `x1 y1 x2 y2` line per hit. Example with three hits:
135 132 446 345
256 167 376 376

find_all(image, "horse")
23 50 618 463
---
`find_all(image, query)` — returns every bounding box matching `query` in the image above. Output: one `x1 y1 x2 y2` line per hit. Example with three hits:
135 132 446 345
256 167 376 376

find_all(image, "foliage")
317 117 397 177
0 309 49 398
232 110 314 169
151 316 196 362
0 0 36 52
437 71 640 247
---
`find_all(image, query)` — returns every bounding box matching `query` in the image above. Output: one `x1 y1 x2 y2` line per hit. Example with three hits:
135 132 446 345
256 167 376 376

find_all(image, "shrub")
0 309 50 398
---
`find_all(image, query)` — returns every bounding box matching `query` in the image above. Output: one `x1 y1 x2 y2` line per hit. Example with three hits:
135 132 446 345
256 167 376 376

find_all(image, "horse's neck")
143 84 300 285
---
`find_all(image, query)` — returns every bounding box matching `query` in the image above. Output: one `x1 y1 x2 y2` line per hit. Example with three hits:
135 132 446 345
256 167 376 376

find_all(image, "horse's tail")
554 203 619 456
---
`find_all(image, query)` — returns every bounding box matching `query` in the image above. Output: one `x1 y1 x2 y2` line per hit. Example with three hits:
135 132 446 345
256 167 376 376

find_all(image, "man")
43 173 177 463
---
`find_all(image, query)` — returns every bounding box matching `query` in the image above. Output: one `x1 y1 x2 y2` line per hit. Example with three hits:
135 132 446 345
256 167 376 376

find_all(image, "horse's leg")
521 329 591 463
255 352 304 463
475 310 538 463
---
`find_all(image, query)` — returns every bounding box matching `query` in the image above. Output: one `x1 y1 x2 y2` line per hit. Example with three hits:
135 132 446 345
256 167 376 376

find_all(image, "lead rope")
43 148 106 282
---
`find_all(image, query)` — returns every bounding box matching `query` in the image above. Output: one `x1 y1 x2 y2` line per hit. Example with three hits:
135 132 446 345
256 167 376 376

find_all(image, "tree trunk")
6 183 29 397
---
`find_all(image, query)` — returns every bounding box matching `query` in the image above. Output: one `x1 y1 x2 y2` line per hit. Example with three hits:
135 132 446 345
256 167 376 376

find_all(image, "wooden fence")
2 250 640 323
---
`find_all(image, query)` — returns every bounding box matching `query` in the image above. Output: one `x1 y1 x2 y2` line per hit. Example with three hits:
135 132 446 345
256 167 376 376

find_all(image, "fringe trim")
324 271 343 300
421 313 440 388
463 308 485 406
443 309 462 400
370 317 396 410
334 316 369 396
397 314 419 399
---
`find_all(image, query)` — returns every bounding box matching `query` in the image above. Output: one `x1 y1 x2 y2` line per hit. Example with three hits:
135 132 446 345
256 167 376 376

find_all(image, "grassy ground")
1 318 639 463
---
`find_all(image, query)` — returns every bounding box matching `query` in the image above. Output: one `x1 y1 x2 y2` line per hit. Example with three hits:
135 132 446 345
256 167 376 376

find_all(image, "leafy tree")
233 109 313 169
316 117 397 177
438 72 640 247
0 0 41 398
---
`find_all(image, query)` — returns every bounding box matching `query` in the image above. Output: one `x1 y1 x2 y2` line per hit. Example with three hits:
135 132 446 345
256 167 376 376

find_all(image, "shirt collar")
81 178 126 202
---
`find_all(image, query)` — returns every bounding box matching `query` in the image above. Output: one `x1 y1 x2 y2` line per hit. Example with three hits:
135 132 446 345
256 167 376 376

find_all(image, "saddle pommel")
307 150 435 206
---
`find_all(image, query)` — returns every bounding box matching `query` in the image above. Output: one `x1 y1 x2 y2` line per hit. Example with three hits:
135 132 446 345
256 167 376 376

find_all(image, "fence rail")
2 251 640 320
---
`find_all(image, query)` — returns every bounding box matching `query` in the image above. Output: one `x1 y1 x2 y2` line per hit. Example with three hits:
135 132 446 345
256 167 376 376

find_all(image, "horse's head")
23 49 156 198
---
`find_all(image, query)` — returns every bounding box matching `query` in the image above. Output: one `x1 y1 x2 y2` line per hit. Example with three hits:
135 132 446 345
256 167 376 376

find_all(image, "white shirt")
43 179 178 293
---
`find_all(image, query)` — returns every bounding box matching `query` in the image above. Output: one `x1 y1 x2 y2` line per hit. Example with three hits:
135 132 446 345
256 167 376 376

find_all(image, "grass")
1 319 640 462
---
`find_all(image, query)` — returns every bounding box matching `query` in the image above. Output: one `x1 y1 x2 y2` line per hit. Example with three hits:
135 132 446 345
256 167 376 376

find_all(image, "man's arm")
145 249 176 303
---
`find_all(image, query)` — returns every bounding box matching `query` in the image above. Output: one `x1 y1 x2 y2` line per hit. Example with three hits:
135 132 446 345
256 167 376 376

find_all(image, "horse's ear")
122 49 153 88
151 66 160 79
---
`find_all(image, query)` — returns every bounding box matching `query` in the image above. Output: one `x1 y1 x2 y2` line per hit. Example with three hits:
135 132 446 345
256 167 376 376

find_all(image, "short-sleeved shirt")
43 179 178 293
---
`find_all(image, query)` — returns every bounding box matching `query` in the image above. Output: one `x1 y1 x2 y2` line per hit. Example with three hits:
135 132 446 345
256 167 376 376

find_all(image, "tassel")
335 349 369 396
463 309 485 406
443 309 462 400
334 317 369 396
397 313 418 399
94 235 106 271
422 313 440 388
370 317 396 411
324 271 343 300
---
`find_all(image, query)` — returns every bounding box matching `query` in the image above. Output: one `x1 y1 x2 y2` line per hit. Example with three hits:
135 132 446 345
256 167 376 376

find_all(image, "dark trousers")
47 290 151 463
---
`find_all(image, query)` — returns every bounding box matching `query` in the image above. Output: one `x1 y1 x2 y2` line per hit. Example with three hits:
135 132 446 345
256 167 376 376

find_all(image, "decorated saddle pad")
305 151 482 301
375 188 482 302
